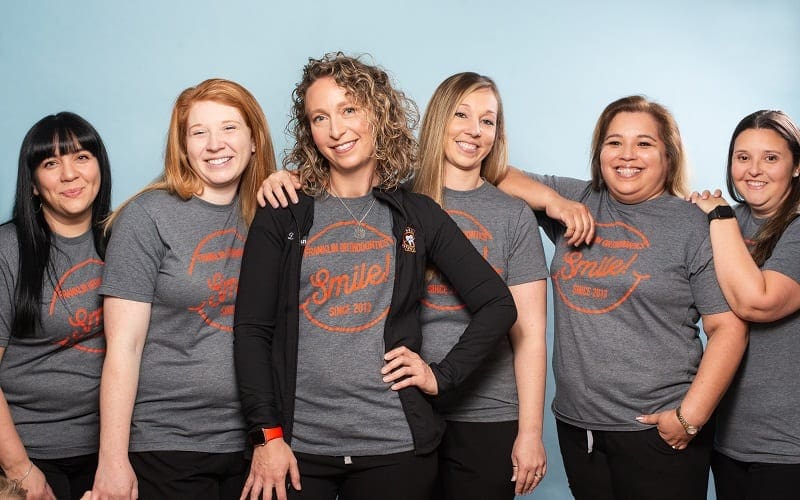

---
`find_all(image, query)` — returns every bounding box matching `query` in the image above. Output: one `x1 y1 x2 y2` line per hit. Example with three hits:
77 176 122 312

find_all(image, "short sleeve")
99 199 165 302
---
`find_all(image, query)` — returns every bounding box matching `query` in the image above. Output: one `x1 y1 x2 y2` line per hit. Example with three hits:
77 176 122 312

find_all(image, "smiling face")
185 100 255 204
732 127 800 218
599 111 669 204
306 76 377 184
442 87 498 180
33 146 102 236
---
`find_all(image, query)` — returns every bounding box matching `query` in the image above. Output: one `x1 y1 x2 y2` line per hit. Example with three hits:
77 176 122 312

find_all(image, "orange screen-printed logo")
422 209 501 312
301 221 393 333
553 221 651 314
50 258 105 354
187 228 246 332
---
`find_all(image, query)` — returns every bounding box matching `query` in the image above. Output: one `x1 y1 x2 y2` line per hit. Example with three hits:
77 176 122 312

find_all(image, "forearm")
428 204 517 392
97 348 141 461
497 167 558 211
679 312 748 427
709 218 766 313
234 324 281 430
98 298 149 463
0 389 30 477
234 212 286 429
509 281 547 438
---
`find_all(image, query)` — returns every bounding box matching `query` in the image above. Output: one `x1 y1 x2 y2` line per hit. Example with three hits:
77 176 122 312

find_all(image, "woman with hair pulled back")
86 78 275 500
690 110 800 500
0 112 112 500
499 95 748 499
234 53 516 500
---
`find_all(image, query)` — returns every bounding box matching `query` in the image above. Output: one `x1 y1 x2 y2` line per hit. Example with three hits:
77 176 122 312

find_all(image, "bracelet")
12 461 33 486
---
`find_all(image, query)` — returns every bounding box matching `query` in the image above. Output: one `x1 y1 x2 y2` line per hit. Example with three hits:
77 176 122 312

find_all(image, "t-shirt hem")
714 445 800 465
26 446 98 460
442 409 519 422
96 284 154 303
506 273 548 288
553 407 654 432
291 443 415 457
129 441 245 454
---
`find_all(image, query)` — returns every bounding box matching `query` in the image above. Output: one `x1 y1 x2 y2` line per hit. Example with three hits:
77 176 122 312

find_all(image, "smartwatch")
707 205 735 223
248 426 284 447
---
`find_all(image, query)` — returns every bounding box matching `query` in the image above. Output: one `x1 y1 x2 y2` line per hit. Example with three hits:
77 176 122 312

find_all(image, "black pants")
712 450 800 500
556 419 713 500
288 450 436 500
31 453 97 500
434 420 517 500
129 450 247 500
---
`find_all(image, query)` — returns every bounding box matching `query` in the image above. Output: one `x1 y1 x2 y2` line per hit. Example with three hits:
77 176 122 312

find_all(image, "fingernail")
635 416 644 422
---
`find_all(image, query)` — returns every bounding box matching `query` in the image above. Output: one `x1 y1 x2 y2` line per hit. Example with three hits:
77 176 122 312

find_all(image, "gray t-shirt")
715 205 800 464
0 224 104 459
292 193 413 456
419 182 548 421
99 190 246 453
532 174 730 431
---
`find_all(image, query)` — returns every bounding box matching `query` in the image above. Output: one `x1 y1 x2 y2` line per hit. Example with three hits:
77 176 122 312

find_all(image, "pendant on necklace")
354 225 366 239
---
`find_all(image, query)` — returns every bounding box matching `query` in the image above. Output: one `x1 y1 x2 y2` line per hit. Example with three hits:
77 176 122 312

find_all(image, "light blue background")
2 1 798 498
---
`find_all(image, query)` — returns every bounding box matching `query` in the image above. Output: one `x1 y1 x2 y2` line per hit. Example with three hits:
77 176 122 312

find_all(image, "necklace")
329 186 376 239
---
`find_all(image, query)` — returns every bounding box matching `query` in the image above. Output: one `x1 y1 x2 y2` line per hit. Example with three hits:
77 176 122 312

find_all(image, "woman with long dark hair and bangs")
86 78 275 500
0 112 112 499
690 110 800 500
234 53 516 500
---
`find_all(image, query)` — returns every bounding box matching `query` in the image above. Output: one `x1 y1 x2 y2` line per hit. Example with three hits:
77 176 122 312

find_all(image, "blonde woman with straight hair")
86 78 275 500
410 72 548 499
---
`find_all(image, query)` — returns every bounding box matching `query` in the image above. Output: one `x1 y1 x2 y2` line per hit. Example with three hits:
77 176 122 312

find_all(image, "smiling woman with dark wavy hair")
691 110 800 500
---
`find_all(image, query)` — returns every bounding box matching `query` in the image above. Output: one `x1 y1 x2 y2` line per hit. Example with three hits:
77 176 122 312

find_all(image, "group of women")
0 51 797 500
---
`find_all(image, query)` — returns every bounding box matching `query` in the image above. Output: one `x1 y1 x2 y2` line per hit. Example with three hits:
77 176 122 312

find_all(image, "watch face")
709 205 735 220
248 429 265 446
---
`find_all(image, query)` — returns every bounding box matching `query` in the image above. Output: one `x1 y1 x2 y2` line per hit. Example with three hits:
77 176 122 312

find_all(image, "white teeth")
457 141 477 152
616 167 641 178
746 180 766 188
334 141 356 152
208 157 231 165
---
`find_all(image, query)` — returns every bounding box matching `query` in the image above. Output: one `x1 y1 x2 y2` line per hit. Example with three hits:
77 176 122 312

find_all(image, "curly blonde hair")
283 52 419 195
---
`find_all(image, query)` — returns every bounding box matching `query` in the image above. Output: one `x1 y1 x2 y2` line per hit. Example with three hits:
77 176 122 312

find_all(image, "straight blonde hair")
414 72 507 207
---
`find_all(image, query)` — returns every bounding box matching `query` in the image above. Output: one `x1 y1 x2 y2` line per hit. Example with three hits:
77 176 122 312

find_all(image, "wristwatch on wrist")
676 406 700 436
248 426 284 447
707 205 735 223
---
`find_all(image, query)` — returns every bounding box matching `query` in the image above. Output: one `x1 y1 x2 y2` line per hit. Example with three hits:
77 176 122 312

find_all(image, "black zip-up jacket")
234 187 517 454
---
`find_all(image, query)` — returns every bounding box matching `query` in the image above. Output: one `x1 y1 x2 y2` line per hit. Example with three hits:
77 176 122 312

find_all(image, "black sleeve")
233 205 286 431
421 198 518 393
